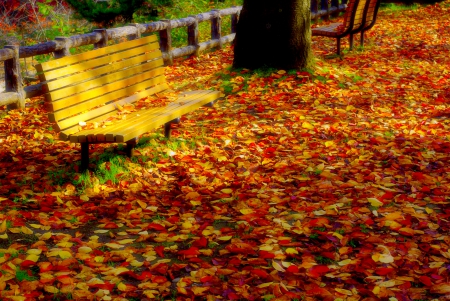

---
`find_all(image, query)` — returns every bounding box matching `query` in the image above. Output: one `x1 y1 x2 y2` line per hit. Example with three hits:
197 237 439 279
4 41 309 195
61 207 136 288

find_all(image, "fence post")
160 20 173 65
311 0 319 20
187 16 199 57
331 0 340 17
54 37 71 58
320 0 330 20
231 7 240 34
211 10 222 49
94 29 108 49
129 23 141 40
4 45 25 109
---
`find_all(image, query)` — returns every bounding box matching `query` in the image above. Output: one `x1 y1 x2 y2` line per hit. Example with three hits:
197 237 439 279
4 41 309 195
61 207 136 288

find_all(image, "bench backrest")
35 35 168 133
362 0 381 31
342 0 369 34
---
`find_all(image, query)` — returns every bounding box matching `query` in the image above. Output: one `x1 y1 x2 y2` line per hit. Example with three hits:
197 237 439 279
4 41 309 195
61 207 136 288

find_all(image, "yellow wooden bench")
35 35 220 171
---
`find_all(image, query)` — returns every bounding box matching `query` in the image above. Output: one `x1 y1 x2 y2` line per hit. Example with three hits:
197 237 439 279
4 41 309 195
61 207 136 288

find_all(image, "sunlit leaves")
0 2 450 300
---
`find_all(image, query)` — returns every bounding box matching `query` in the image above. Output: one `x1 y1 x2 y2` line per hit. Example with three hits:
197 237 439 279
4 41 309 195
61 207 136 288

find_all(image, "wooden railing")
0 1 347 110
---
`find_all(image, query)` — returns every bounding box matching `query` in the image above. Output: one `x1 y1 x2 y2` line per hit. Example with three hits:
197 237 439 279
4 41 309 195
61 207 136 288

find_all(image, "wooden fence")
0 1 347 110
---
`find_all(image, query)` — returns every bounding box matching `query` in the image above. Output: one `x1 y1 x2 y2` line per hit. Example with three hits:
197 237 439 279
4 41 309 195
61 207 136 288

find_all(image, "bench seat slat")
37 35 159 71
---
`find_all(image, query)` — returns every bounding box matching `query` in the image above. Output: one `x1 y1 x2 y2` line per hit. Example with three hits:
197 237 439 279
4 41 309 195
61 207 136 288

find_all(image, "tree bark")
233 0 314 70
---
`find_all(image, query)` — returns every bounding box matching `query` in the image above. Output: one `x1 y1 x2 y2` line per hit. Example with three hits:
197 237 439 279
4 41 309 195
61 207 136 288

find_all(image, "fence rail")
0 1 347 110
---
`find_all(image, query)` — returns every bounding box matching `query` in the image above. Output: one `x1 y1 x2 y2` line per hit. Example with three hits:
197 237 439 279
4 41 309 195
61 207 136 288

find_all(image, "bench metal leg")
164 117 180 138
80 142 89 172
203 100 215 108
349 34 354 51
360 31 365 47
126 138 137 157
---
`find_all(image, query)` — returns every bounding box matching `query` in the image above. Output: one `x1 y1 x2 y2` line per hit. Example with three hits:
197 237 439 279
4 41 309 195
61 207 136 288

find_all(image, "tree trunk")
233 0 314 70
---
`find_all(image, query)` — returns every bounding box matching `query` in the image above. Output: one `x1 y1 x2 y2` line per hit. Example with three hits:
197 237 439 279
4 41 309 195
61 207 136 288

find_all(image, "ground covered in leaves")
1 2 450 301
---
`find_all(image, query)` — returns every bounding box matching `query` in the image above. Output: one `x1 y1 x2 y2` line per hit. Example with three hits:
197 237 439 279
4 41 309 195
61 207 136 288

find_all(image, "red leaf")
147 223 166 231
251 269 269 278
286 265 299 273
375 267 394 276
308 265 329 278
155 245 165 258
419 275 433 287
192 236 208 248
178 247 200 256
258 250 275 259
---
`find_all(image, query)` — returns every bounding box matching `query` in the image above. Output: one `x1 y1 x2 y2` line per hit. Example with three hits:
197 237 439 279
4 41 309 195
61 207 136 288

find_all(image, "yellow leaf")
379 254 394 263
285 248 298 255
221 188 233 194
338 259 352 266
431 283 450 294
137 200 147 209
130 260 144 267
333 232 343 239
29 224 42 229
78 246 92 254
105 243 124 249
117 282 128 292
79 195 89 201
218 236 232 241
25 254 40 262
27 249 42 255
9 228 20 233
335 288 352 295
40 232 52 240
94 230 109 234
118 239 135 244
182 221 193 229
325 141 335 147
378 280 396 287
368 198 383 207
272 261 286 272
258 282 273 288
277 70 286 75
58 250 72 259
94 256 104 263
44 286 59 293
302 121 314 129
240 209 254 215
0 220 7 233
425 207 434 214
56 242 74 248
429 262 444 268
384 212 403 221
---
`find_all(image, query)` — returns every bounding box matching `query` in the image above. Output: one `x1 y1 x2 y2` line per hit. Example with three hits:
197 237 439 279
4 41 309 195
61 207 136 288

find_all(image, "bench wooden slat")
37 35 158 71
44 47 162 91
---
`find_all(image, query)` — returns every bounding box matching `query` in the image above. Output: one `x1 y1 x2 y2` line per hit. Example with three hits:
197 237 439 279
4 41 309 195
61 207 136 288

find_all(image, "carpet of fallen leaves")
1 2 450 300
